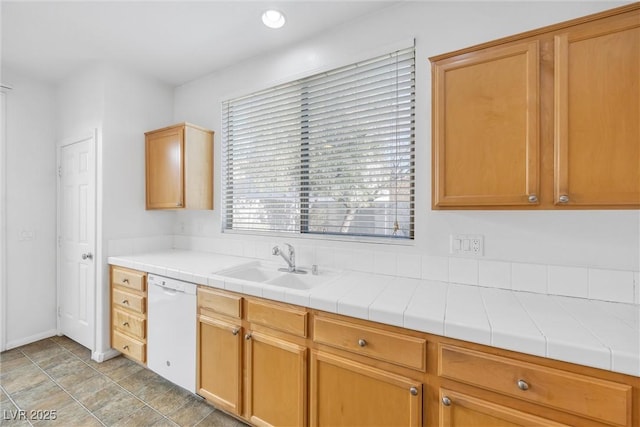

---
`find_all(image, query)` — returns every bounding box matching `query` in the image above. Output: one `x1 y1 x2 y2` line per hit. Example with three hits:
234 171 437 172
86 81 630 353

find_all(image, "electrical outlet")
450 234 484 257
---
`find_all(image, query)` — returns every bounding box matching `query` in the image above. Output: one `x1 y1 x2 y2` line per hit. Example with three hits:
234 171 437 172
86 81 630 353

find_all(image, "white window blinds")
222 46 415 239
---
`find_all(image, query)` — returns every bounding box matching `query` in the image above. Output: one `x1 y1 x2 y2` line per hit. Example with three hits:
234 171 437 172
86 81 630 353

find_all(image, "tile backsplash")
108 234 640 305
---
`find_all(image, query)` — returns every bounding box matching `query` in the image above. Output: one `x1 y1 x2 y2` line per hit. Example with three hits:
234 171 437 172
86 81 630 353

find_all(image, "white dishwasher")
147 274 197 393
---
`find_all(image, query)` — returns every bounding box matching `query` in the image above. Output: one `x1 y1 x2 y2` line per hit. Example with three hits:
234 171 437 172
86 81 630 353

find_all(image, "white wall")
98 65 175 356
173 1 639 272
2 66 58 348
58 63 175 357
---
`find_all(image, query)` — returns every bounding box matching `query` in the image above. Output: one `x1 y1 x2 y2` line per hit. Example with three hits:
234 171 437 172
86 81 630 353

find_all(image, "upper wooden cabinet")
431 4 640 209
145 122 213 210
432 41 540 207
554 12 640 207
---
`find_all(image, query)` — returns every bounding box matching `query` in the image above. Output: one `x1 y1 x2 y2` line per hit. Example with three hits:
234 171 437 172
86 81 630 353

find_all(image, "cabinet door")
246 331 307 427
310 351 422 427
432 41 540 207
197 316 242 416
555 12 640 207
439 389 569 427
146 126 184 209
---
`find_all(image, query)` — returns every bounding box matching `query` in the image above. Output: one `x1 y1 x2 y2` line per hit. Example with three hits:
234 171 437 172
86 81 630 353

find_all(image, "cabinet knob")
517 379 529 391
122 278 129 284
122 345 129 351
358 339 367 347
122 322 129 327
232 329 240 336
558 195 569 204
244 333 252 340
528 194 538 203
409 387 419 396
442 396 452 407
121 299 129 305
81 252 93 260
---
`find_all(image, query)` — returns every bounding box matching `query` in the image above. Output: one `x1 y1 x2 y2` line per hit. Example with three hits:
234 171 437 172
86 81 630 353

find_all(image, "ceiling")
1 1 399 87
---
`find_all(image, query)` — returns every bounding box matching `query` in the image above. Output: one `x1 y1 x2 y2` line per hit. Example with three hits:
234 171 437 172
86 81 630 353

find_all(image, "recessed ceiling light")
262 9 286 29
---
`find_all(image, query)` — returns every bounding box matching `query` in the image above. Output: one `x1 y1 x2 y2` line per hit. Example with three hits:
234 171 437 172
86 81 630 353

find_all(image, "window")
222 46 415 239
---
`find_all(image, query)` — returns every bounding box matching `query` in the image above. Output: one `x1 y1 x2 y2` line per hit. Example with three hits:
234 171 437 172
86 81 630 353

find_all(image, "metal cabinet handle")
81 252 93 260
528 194 538 203
122 322 129 327
121 299 129 305
558 195 569 203
232 329 240 336
409 387 418 396
517 379 529 391
244 333 252 340
122 278 129 284
442 396 452 406
123 345 129 351
358 339 367 347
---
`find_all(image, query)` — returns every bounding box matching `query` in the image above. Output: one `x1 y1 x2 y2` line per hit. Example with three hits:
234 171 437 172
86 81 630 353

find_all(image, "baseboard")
92 348 120 363
5 329 58 350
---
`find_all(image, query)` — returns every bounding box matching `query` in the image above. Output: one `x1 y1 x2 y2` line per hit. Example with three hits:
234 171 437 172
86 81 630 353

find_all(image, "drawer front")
439 344 632 426
112 267 146 292
198 287 242 319
112 308 146 339
314 316 426 371
113 330 145 363
246 299 307 338
112 288 146 314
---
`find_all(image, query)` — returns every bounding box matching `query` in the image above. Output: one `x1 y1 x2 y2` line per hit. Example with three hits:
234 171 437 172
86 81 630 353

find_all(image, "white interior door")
58 136 96 349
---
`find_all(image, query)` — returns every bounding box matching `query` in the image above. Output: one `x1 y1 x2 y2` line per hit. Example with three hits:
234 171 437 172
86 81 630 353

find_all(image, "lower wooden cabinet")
110 266 147 364
192 286 638 427
310 351 422 427
438 389 569 427
197 315 242 416
246 331 307 427
438 344 632 426
197 287 308 427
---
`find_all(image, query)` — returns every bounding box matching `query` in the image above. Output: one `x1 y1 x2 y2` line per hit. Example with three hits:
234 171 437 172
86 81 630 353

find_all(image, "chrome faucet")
272 243 306 274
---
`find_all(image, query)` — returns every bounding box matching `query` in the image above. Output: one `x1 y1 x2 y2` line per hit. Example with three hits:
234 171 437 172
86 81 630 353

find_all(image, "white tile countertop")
108 249 640 377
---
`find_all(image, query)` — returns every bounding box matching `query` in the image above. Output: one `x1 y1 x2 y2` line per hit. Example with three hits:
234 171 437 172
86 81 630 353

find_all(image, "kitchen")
1 1 639 426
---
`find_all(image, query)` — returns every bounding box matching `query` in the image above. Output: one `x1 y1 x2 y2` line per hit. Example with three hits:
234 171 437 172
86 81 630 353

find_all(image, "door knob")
82 252 93 260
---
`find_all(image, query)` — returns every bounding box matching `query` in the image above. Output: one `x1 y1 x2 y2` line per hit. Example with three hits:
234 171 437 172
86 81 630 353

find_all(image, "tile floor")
0 336 247 426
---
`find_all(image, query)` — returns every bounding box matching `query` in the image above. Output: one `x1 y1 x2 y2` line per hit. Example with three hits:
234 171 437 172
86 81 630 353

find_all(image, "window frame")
222 47 416 241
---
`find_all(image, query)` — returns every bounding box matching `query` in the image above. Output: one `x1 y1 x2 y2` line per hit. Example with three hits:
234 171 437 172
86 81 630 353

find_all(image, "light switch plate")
450 234 484 257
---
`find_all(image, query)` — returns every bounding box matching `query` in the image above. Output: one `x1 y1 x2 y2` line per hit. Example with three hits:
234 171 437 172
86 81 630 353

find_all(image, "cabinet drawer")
246 299 307 338
112 267 146 292
198 287 242 319
112 308 146 339
314 316 426 371
112 288 146 314
439 344 632 426
113 330 145 363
